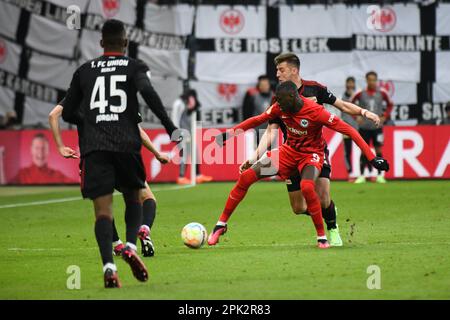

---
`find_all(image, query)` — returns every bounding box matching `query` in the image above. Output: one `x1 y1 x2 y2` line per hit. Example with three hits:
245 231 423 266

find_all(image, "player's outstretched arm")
134 61 178 138
139 125 169 164
48 104 78 159
319 109 389 171
216 107 277 146
334 98 380 127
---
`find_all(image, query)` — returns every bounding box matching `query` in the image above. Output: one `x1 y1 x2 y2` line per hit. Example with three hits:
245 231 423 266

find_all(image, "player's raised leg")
93 194 121 288
208 154 274 245
286 174 342 246
315 178 342 247
121 189 148 282
138 182 157 257
299 165 330 249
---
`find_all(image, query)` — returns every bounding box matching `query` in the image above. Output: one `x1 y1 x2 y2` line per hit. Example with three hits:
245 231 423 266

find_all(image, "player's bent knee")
316 190 330 208
140 190 155 203
292 205 308 215
300 180 316 198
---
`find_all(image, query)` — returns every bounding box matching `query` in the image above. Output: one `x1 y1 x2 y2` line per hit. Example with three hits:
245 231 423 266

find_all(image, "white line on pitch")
7 241 450 253
0 184 194 209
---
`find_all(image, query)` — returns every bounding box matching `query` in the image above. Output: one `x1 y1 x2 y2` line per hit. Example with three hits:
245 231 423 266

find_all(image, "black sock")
142 198 156 230
112 218 120 243
124 200 142 245
360 156 366 175
95 217 113 265
322 200 337 230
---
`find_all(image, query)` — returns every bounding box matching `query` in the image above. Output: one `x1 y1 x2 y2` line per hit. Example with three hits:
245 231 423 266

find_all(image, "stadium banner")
0 126 449 185
0 1 449 125
0 0 190 128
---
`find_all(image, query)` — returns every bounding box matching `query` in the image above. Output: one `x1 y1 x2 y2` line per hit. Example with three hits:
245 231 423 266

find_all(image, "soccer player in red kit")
209 81 389 248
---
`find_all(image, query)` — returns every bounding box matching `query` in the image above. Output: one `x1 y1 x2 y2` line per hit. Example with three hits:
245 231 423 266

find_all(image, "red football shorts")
265 144 324 179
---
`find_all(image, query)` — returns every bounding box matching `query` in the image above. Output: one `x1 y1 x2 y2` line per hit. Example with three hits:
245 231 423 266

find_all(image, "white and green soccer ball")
181 222 207 249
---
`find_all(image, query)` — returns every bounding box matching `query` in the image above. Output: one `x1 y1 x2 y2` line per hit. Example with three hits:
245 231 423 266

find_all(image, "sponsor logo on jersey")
286 125 307 136
220 9 245 35
103 0 120 18
300 119 309 128
0 39 7 64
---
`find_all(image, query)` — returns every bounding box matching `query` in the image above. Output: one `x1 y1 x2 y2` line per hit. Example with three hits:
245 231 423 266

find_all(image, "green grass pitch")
0 181 449 299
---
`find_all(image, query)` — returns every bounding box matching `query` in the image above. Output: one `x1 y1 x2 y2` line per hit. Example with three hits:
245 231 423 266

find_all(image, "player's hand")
156 153 170 164
58 146 78 159
239 160 252 174
370 157 389 172
365 111 381 127
215 132 230 147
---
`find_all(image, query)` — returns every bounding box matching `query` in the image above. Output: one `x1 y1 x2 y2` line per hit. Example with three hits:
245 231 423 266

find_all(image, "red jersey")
231 96 375 161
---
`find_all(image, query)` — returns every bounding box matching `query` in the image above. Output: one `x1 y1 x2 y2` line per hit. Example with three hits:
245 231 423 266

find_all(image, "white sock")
126 242 137 251
112 240 122 247
317 235 328 241
217 221 227 227
140 225 150 233
103 263 117 273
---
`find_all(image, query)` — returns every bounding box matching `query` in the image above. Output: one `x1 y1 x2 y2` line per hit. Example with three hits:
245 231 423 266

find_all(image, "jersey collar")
103 52 125 56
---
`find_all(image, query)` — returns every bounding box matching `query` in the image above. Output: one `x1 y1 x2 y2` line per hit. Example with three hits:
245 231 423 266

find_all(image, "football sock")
360 155 368 175
103 262 117 273
142 198 156 230
218 169 259 223
112 218 120 242
124 200 142 245
95 217 114 265
125 242 137 252
300 179 326 237
322 200 337 230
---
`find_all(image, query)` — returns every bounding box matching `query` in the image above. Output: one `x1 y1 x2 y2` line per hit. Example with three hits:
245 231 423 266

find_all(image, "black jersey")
269 79 337 140
62 53 177 157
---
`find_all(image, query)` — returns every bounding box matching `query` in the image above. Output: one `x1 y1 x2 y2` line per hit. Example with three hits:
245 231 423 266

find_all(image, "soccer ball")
181 222 207 249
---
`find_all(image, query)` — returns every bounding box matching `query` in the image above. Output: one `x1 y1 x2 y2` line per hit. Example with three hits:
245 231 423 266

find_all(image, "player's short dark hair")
102 19 126 47
346 76 356 83
274 52 300 70
366 71 378 79
275 80 298 96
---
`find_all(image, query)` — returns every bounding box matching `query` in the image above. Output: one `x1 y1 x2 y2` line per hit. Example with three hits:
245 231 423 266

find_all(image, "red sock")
300 179 326 237
218 169 259 223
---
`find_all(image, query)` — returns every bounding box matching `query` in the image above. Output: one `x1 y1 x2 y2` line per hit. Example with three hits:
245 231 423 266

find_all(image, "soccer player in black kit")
62 19 177 288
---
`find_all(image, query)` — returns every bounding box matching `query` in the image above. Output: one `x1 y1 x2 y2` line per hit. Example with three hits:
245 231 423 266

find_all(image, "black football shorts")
79 151 146 200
